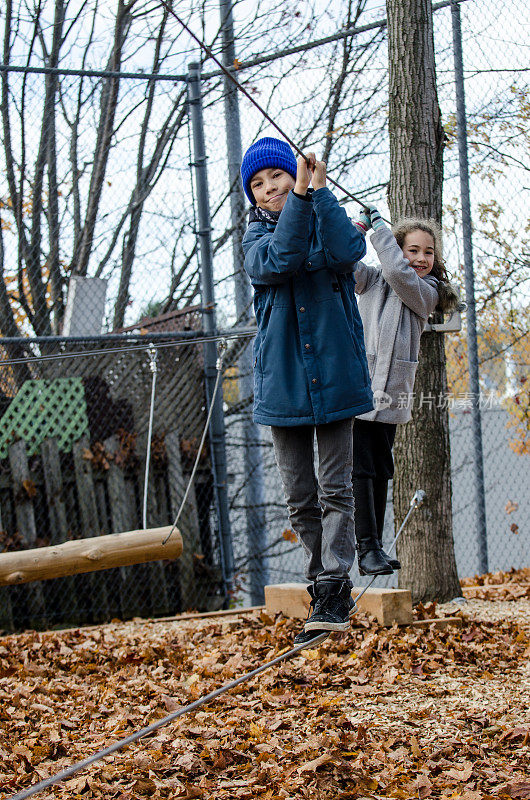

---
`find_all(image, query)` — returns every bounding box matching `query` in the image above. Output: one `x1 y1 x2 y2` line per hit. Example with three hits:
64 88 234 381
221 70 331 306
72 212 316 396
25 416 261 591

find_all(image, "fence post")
0 504 14 632
451 0 489 574
41 437 79 621
188 61 235 601
219 0 269 603
8 440 47 627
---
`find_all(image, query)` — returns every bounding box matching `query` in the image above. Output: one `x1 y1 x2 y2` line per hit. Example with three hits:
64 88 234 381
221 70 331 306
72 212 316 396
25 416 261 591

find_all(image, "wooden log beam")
412 617 462 629
0 527 182 586
462 583 530 595
265 582 413 627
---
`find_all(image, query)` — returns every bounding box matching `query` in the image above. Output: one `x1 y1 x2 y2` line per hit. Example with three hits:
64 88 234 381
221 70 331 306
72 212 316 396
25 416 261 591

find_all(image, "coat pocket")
385 358 419 409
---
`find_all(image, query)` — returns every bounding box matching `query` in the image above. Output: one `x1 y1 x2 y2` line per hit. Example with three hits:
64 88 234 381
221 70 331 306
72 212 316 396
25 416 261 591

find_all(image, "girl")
240 137 373 642
352 205 459 575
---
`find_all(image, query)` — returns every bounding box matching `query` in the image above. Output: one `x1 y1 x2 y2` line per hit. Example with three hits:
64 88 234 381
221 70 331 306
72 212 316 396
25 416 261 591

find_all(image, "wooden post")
8 441 46 627
41 438 79 621
137 433 169 617
105 436 143 619
0 527 182 585
264 583 414 627
166 429 201 612
72 436 110 621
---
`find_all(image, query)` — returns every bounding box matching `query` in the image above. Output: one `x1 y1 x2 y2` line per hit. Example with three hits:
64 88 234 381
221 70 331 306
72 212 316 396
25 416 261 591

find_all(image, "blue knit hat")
240 137 297 206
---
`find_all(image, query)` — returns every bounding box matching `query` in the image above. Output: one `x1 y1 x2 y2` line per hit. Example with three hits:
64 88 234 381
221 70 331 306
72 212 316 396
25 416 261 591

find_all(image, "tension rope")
158 0 385 217
162 339 228 545
6 490 425 800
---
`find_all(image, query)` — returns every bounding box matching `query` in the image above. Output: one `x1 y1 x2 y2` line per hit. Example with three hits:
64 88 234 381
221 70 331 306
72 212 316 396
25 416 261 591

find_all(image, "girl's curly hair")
391 217 448 282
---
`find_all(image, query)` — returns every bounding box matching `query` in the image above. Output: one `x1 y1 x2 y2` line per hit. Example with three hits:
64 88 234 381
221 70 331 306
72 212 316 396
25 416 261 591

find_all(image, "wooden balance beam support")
0 527 182 586
265 582 413 627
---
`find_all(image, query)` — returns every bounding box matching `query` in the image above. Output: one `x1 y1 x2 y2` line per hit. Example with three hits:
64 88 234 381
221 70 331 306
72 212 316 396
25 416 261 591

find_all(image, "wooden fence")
0 432 224 633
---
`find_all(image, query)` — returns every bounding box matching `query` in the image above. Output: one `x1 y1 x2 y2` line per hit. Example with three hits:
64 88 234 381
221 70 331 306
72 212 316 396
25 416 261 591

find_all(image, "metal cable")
6 631 328 800
353 488 426 605
5 490 424 799
142 345 158 530
162 338 228 545
0 329 256 368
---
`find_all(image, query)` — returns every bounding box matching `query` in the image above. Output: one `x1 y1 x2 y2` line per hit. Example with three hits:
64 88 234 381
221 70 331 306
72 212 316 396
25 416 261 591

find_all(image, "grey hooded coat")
354 227 441 424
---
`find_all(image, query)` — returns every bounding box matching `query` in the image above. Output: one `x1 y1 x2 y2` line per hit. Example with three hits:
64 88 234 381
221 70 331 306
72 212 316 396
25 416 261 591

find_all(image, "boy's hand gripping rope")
6 490 425 800
157 0 391 220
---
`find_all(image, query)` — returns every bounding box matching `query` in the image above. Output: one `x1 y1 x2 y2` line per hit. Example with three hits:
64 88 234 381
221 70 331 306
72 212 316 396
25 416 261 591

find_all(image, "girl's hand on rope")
312 159 327 190
354 207 372 234
366 203 387 231
294 152 315 195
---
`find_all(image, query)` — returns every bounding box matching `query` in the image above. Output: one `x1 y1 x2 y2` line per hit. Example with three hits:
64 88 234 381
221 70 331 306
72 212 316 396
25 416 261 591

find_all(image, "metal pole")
450 1 488 574
188 62 235 599
219 0 269 603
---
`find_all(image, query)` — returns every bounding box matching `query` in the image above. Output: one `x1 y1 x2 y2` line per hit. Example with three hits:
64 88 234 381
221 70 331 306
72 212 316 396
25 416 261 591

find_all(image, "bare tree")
386 0 461 602
0 0 195 357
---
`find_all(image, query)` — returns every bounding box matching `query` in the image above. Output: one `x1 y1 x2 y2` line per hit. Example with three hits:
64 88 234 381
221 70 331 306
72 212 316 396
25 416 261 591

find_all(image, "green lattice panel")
0 378 89 458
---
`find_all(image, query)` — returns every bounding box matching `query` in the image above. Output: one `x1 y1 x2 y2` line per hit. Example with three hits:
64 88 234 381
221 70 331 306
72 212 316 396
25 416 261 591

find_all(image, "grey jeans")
271 418 355 585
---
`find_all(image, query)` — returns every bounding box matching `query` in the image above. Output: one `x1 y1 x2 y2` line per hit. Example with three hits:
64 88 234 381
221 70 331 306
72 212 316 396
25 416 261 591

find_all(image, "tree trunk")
386 0 461 602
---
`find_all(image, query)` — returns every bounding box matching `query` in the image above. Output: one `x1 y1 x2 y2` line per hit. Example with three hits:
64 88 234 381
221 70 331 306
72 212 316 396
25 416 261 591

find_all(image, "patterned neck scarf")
248 205 281 225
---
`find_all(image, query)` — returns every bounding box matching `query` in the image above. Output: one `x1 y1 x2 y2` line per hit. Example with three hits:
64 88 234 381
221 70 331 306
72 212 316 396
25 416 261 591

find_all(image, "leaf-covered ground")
1 593 529 800
462 568 530 601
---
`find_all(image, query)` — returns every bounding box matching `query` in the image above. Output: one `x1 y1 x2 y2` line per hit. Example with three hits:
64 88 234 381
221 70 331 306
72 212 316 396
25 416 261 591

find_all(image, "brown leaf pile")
461 568 530 601
1 600 529 800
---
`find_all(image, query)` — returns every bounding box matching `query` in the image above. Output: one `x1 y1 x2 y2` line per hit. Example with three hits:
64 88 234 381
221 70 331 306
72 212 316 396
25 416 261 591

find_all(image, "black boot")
305 580 351 632
373 478 400 570
353 477 393 576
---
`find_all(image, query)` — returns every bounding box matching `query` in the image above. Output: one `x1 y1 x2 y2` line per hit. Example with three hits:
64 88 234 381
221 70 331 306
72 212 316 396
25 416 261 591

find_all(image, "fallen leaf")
447 761 473 781
410 736 422 758
22 479 37 498
298 753 333 772
174 752 203 772
415 774 432 798
506 782 530 799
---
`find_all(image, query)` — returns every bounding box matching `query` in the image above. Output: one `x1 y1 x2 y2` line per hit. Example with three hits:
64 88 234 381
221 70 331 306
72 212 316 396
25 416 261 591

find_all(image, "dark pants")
352 419 397 544
271 418 355 585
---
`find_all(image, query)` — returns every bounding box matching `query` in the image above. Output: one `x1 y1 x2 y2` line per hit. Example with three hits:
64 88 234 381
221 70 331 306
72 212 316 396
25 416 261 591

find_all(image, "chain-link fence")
1 0 528 631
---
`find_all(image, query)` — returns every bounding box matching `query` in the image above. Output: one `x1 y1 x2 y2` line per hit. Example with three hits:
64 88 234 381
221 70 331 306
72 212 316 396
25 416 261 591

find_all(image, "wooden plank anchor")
0 527 182 586
265 582 413 627
265 583 462 629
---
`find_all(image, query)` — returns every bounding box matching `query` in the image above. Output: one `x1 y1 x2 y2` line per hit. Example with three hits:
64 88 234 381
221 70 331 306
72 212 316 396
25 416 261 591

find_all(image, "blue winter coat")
242 188 374 426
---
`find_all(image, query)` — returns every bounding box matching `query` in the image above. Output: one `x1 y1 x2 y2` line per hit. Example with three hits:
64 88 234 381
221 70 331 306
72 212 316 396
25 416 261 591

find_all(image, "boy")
241 137 373 643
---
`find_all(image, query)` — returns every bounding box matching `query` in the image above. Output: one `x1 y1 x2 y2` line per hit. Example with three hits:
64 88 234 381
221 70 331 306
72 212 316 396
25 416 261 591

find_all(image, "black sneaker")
293 627 329 647
305 580 351 632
